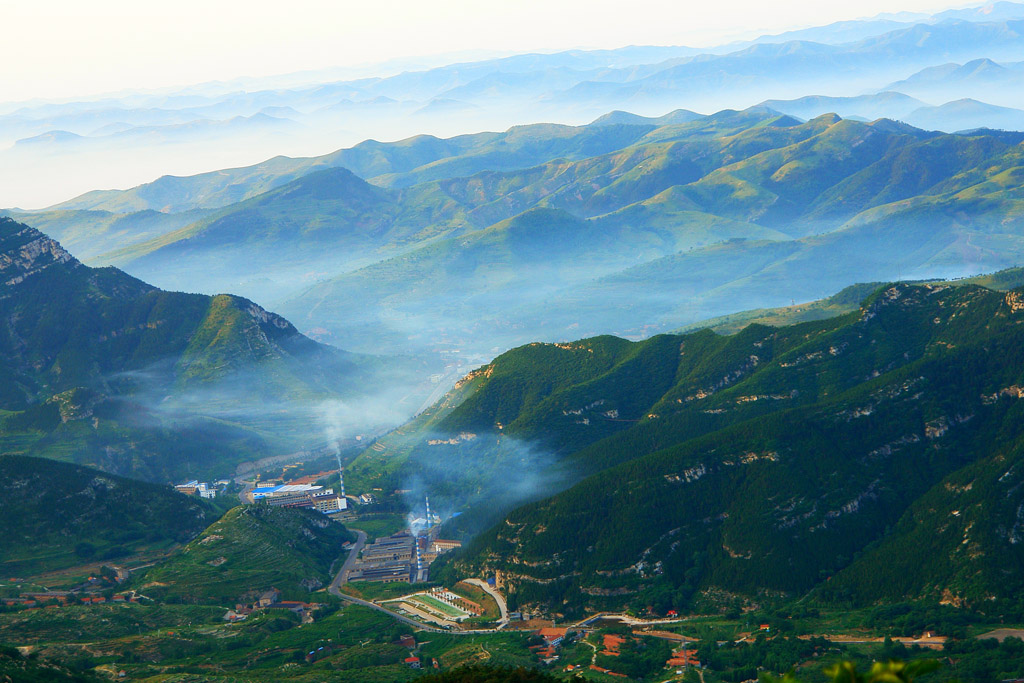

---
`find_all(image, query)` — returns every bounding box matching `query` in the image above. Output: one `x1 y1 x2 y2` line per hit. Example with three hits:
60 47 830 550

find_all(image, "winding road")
464 578 509 628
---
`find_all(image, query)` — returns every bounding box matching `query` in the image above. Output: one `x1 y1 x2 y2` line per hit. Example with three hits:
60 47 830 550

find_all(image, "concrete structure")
257 589 281 607
430 539 462 553
540 627 568 648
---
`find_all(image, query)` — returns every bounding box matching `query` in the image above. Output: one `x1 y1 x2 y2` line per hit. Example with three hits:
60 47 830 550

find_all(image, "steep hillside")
421 282 1024 615
0 455 214 576
0 217 375 481
143 505 353 604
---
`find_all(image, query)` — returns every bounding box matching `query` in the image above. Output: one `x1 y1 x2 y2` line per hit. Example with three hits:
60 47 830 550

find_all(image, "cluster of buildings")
532 626 702 677
245 470 349 514
223 588 321 624
347 497 462 584
2 564 138 610
174 480 228 498
347 531 417 583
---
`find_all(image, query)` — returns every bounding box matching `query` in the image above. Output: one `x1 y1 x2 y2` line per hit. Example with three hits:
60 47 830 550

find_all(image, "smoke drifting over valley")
347 429 571 538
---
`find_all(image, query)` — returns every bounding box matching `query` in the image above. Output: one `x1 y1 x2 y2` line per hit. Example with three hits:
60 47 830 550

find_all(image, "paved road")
330 529 367 589
573 612 687 628
465 578 509 628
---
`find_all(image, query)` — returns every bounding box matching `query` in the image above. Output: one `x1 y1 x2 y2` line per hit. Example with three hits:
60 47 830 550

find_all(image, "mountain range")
11 108 1024 363
6 3 1024 209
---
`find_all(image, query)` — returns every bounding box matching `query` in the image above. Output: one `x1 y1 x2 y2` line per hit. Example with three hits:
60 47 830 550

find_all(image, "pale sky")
1 0 975 103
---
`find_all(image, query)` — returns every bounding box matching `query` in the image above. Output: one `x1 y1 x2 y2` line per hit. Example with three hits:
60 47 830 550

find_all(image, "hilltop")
0 217 381 482
142 505 353 604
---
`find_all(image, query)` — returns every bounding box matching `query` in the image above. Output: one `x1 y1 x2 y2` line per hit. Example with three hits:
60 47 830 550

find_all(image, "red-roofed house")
538 627 568 647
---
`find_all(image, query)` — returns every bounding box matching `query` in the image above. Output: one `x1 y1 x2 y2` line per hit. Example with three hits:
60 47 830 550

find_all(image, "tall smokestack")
425 495 432 526
415 539 423 577
339 467 346 499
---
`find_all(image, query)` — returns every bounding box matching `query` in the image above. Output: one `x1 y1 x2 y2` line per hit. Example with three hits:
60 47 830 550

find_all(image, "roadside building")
539 627 568 648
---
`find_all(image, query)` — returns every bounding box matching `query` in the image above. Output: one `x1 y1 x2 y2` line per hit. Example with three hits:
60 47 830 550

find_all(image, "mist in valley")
7 0 1024 542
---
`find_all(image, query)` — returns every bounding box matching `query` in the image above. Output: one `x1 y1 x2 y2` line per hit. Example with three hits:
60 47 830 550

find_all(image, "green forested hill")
144 505 353 604
0 455 214 575
0 217 374 481
400 281 1024 615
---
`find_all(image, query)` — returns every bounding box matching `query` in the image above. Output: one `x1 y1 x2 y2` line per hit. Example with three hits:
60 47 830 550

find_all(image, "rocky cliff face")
0 217 77 288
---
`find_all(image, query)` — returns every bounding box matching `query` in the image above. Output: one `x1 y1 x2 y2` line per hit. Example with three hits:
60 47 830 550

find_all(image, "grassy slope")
143 505 353 604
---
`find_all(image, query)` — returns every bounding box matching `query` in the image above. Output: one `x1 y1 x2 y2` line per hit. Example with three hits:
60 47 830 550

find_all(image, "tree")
761 659 941 683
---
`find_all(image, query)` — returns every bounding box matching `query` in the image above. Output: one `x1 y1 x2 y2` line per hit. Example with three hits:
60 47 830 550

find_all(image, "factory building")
175 480 217 499
430 539 462 553
250 484 325 500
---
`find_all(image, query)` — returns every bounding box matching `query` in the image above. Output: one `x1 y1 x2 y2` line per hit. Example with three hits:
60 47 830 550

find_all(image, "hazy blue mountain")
762 91 1024 132
749 2 1024 45
589 109 704 126
906 98 1024 131
885 58 1024 108
760 92 928 122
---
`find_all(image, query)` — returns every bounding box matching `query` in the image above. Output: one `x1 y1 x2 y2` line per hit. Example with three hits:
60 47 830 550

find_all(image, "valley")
7 3 1024 680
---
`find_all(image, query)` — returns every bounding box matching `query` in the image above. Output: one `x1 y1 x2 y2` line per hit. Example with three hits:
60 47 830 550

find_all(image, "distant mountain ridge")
6 4 1024 208
18 108 1024 360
